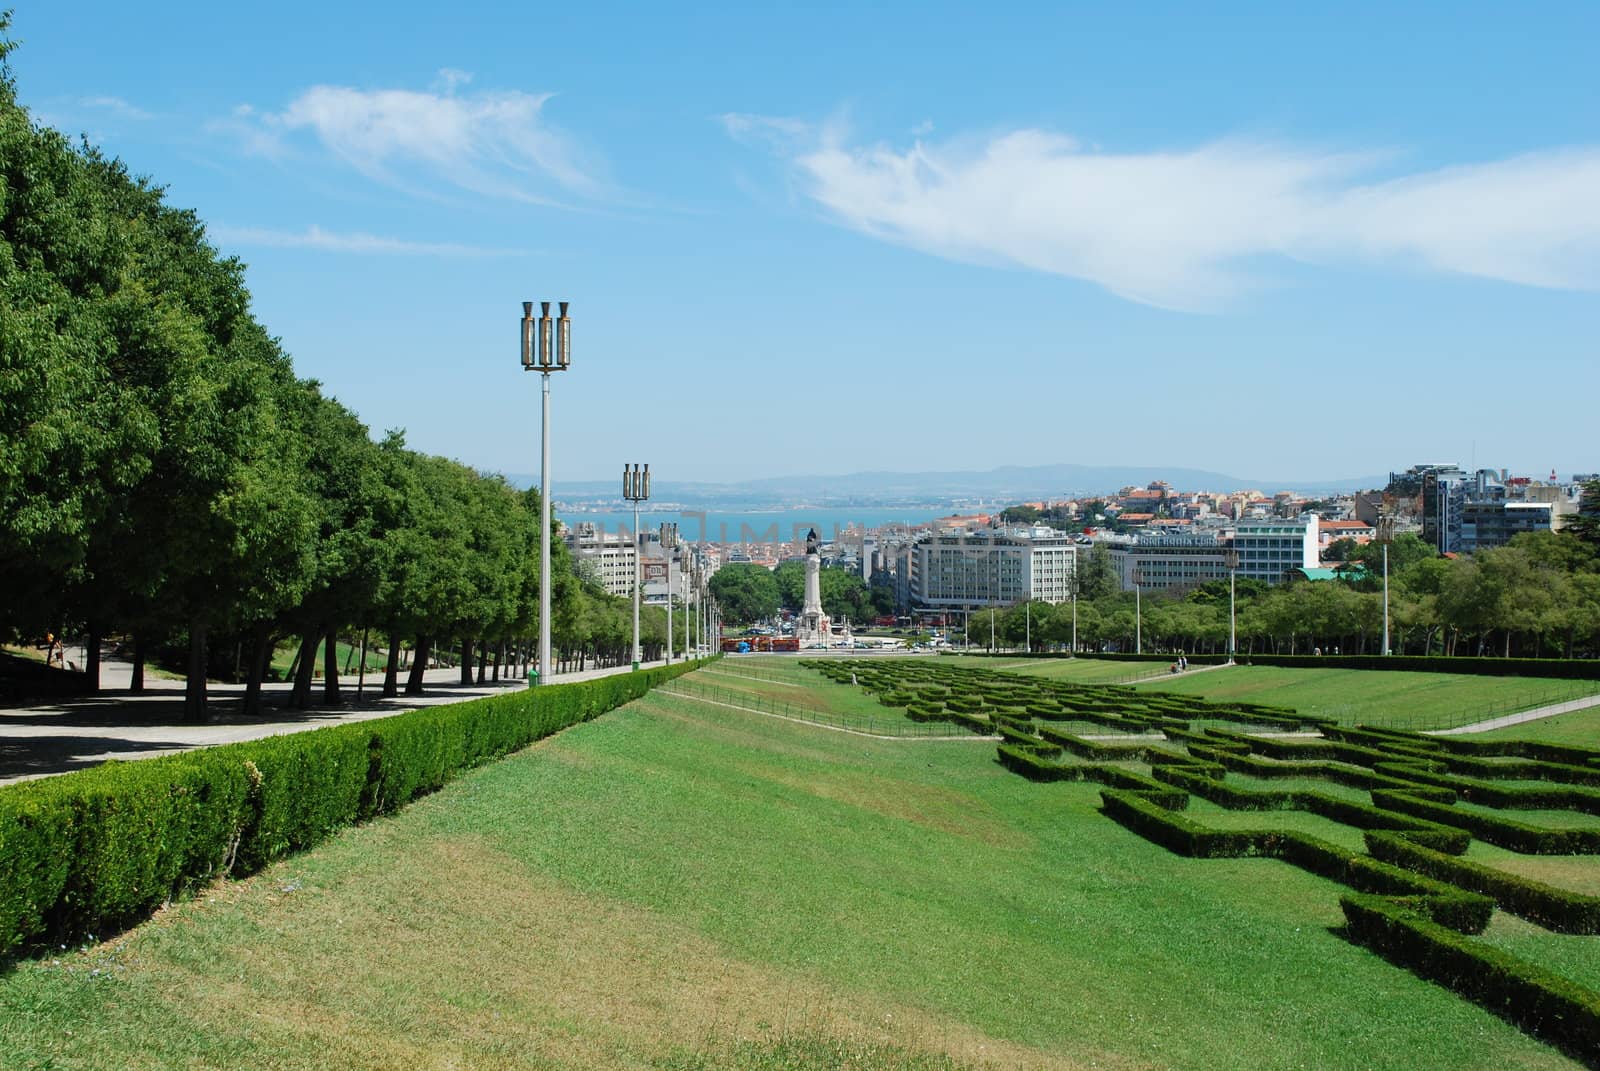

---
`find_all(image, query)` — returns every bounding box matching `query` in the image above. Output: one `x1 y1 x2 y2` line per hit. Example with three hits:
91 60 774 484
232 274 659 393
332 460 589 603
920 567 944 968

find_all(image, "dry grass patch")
18 829 1100 1071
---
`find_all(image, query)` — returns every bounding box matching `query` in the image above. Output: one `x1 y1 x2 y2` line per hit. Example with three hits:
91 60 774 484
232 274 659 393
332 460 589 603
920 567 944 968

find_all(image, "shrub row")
1207 729 1400 769
1372 790 1600 855
1097 790 1491 926
1433 734 1600 768
1038 726 1174 764
1197 747 1428 792
994 748 1187 807
1148 769 1468 853
1341 893 1600 1063
1365 831 1600 935
0 660 706 956
1375 762 1600 816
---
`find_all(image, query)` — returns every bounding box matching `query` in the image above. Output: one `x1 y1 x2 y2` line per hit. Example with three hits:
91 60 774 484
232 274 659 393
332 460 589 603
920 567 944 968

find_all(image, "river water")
556 507 952 544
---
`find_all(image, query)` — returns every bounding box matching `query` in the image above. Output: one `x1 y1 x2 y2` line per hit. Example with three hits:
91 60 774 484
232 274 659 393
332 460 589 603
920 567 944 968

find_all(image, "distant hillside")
504 463 1384 507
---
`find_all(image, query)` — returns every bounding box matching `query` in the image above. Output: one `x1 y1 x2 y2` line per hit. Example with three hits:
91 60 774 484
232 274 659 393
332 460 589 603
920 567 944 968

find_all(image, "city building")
1461 500 1561 553
565 521 683 602
564 522 637 597
1230 515 1321 584
909 526 1077 611
1105 532 1231 592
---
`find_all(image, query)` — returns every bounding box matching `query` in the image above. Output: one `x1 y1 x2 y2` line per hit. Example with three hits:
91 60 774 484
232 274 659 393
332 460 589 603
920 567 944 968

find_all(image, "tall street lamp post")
1134 565 1143 656
1225 548 1239 662
683 556 693 660
520 300 571 687
623 463 651 670
1377 513 1397 656
660 523 677 664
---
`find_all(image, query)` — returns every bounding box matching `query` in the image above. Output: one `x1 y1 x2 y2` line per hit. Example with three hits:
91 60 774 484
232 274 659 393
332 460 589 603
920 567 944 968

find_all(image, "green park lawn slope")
0 683 1583 1070
1132 663 1600 729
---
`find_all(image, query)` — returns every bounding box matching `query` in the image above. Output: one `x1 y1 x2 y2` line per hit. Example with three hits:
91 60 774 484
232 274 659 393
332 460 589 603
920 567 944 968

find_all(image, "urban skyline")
11 3 1599 484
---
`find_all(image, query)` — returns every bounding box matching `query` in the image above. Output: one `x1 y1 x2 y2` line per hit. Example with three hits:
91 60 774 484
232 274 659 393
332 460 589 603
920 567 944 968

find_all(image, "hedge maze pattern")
805 658 1600 1063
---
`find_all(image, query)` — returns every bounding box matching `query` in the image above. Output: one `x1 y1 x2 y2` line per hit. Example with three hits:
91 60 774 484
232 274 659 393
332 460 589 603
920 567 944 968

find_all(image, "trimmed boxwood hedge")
0 659 707 957
1100 790 1490 923
1365 830 1600 935
1342 893 1600 1062
994 748 1187 807
1372 789 1600 855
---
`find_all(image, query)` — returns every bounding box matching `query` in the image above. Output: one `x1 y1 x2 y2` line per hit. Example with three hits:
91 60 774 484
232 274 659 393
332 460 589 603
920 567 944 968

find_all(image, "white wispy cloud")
725 115 1600 310
79 95 154 121
226 72 599 205
208 224 525 257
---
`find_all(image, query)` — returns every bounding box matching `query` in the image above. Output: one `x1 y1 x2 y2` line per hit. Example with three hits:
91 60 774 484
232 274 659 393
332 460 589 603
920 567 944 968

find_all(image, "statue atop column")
797 528 831 648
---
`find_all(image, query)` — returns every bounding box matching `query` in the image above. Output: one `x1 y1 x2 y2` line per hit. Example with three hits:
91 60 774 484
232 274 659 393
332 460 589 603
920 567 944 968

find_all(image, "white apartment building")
564 522 684 603
564 522 637 597
1230 514 1320 584
910 526 1077 610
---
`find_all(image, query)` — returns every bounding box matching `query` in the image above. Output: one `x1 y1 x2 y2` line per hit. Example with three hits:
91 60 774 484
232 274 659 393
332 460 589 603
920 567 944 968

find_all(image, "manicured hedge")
1375 763 1600 817
1372 790 1600 855
1147 768 1469 853
994 748 1187 807
1342 893 1600 1063
0 659 707 957
1434 734 1600 768
1366 831 1600 935
1100 790 1490 923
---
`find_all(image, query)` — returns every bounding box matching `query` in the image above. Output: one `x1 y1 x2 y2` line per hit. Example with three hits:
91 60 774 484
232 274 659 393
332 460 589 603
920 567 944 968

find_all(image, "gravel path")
0 654 691 785
1424 692 1600 736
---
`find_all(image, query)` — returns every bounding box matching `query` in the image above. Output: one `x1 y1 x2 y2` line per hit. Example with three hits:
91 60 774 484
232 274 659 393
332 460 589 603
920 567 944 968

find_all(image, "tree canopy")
0 29 672 715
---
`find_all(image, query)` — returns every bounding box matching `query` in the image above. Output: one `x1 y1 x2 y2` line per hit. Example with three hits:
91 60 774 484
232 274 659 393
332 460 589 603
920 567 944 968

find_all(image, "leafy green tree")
1075 544 1119 601
709 563 780 624
1000 504 1041 524
1562 478 1600 549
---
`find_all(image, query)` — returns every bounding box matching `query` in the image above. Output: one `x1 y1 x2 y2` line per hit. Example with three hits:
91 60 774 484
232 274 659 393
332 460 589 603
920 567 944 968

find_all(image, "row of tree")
0 28 672 719
966 523 1600 658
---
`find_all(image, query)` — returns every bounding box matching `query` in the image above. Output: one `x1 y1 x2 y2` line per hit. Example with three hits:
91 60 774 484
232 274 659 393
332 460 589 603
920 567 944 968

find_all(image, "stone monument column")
798 528 831 647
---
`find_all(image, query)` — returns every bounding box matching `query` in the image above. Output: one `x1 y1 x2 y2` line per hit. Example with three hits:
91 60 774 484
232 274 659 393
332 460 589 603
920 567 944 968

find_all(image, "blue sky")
13 3 1600 486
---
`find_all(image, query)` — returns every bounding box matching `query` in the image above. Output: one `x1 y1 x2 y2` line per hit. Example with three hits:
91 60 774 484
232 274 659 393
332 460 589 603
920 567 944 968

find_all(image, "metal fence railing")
659 675 990 739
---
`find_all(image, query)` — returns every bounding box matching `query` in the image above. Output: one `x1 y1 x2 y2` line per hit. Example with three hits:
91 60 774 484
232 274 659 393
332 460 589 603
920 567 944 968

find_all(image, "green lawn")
691 663 967 737
1130 664 1600 730
0 687 1579 1070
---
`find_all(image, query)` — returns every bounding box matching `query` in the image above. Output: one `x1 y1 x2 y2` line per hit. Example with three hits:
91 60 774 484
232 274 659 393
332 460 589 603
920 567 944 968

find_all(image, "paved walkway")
0 653 696 785
1425 692 1600 736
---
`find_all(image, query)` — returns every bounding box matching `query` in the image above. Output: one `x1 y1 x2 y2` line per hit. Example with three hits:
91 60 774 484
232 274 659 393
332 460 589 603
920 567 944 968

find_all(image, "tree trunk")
460 639 475 686
323 625 342 705
131 633 146 693
85 620 102 692
476 641 488 684
183 622 209 723
405 635 431 696
243 627 273 717
290 630 318 709
383 632 402 698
